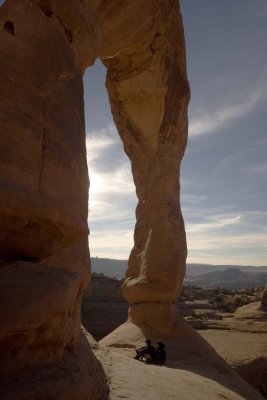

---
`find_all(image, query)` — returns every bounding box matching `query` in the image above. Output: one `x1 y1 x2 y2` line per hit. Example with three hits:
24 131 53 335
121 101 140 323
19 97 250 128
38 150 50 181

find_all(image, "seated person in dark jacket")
134 339 155 361
153 341 166 365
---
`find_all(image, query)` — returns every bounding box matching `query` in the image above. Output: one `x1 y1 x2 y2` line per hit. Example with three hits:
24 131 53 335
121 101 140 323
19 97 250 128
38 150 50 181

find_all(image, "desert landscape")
82 267 267 398
0 0 266 399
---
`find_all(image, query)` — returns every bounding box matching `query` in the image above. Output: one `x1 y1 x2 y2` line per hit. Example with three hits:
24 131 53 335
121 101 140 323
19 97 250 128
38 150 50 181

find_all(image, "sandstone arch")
2 2 261 400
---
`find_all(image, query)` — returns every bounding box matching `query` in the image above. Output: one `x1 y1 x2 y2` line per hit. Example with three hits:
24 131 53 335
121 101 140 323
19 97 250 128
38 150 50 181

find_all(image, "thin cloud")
86 124 135 201
186 211 267 266
243 162 267 176
187 214 242 233
181 194 207 205
89 191 135 223
188 233 267 251
89 165 135 196
187 233 267 266
86 124 117 164
189 87 266 136
89 229 134 259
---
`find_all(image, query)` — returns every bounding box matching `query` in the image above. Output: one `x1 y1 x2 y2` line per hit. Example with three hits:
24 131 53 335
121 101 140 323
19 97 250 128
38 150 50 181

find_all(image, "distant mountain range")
184 267 267 289
91 257 267 289
91 257 127 278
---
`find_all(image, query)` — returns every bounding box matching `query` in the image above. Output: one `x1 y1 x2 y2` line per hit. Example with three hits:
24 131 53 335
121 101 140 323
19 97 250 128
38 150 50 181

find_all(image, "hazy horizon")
90 255 267 268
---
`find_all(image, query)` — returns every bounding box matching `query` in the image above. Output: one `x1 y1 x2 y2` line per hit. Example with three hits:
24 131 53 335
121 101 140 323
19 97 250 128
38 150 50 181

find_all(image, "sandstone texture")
200 329 267 399
0 261 81 371
182 289 267 397
199 303 267 398
184 298 267 398
0 0 100 397
0 1 90 264
0 331 108 400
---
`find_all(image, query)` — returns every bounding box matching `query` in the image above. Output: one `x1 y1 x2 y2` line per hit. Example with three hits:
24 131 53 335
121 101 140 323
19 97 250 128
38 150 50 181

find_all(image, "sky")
1 0 266 265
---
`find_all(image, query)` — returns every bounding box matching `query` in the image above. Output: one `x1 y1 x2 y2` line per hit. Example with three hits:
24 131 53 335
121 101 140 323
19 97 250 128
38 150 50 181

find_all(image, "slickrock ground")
199 302 267 397
82 277 267 398
200 330 267 398
92 319 264 400
180 296 267 397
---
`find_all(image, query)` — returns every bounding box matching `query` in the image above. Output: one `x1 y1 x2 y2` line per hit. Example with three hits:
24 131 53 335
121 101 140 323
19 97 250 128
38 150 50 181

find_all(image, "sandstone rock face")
0 1 90 264
0 1 98 396
0 261 82 372
1 0 189 397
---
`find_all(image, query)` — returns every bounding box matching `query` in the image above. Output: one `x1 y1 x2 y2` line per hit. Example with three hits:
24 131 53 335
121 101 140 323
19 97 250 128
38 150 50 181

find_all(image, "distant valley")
91 257 267 289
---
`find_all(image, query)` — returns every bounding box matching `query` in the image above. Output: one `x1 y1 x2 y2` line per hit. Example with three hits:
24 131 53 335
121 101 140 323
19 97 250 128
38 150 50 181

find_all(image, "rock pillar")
103 2 190 333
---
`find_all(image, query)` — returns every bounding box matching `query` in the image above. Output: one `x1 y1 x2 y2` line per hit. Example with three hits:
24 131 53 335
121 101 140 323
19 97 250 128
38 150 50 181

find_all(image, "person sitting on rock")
134 339 156 362
153 341 166 365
